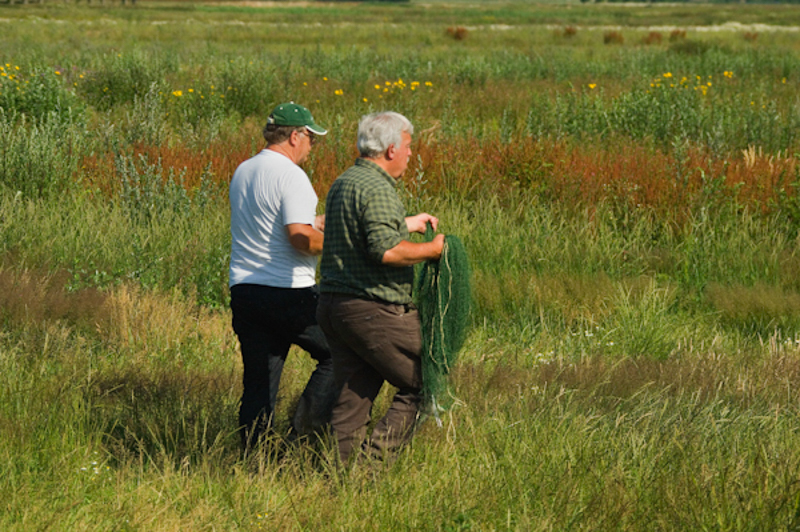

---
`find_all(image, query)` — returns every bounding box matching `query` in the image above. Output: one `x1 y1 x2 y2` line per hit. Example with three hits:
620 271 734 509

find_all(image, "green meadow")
2 1 800 529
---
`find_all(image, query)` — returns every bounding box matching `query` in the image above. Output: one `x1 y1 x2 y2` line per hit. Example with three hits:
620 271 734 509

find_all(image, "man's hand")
314 214 325 233
286 223 324 256
405 213 439 234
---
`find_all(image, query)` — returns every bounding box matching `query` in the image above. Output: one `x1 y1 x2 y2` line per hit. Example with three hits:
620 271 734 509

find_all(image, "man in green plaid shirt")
318 111 445 464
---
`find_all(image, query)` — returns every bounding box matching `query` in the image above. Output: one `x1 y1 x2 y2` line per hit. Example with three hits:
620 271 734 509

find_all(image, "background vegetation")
2 1 800 530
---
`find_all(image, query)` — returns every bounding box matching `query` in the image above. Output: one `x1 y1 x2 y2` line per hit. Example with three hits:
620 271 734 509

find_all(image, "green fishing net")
414 226 471 424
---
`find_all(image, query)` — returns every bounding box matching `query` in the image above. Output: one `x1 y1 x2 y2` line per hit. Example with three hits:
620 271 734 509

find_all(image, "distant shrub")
446 26 469 41
669 29 687 42
122 83 169 147
214 58 278 119
0 110 86 199
744 32 759 42
642 32 663 45
563 26 578 38
603 31 624 45
78 50 173 110
114 153 214 224
0 63 82 122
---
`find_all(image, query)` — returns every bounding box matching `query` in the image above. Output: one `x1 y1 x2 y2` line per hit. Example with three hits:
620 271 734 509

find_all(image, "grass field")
3 2 800 530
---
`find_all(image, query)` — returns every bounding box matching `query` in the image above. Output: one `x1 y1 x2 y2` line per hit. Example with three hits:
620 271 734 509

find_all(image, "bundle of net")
414 225 471 426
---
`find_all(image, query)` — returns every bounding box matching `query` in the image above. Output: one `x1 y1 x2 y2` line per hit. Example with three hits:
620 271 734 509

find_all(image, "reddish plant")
446 26 469 41
603 31 624 45
642 32 663 45
669 29 687 42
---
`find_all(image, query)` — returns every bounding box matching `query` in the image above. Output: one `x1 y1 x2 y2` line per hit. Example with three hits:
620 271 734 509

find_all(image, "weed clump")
446 26 468 41
642 31 663 45
604 31 624 45
743 32 759 43
669 29 687 42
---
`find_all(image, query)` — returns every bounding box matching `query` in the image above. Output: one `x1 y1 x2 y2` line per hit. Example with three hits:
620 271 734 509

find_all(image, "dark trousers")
231 284 337 449
317 293 423 464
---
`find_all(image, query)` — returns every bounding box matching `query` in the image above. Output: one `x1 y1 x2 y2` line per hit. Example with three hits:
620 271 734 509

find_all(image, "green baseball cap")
267 102 327 135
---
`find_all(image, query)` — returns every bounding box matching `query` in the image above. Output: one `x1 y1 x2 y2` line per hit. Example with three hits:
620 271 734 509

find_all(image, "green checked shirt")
320 158 413 304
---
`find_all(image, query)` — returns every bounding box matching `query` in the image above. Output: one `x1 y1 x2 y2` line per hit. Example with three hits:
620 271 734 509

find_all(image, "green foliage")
606 281 681 359
523 79 797 152
706 282 800 338
0 110 86 198
4 5 800 528
0 62 82 122
0 187 230 308
213 57 278 119
78 50 175 110
122 83 170 147
115 153 215 223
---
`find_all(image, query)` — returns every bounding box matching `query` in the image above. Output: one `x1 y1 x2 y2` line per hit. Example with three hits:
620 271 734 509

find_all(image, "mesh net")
414 226 471 424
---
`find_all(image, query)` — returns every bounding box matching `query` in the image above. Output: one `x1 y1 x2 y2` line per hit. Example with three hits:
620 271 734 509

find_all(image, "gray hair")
357 112 414 158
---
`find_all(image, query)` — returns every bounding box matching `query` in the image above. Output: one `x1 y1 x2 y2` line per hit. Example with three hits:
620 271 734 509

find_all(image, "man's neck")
363 156 395 178
268 143 297 165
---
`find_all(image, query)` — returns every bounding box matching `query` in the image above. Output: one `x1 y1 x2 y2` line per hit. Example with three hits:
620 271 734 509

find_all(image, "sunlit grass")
4 2 800 528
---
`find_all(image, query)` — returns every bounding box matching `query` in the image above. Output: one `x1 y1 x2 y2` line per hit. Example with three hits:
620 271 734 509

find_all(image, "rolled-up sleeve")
363 193 406 263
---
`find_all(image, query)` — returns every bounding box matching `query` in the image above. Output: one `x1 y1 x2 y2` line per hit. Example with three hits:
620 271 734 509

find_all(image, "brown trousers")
317 293 423 464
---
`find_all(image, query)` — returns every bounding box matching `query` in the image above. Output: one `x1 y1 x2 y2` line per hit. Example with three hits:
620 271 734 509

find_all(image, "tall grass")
3 3 800 529
0 110 87 198
3 283 800 529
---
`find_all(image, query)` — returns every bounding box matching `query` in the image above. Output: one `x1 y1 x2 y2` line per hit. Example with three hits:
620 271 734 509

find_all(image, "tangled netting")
414 226 471 425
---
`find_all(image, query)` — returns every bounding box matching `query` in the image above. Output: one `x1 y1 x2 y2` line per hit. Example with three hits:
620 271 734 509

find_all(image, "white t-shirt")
229 149 318 288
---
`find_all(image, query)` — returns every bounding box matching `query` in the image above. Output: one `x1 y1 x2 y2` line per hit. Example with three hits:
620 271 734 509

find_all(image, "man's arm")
286 223 324 256
382 234 445 267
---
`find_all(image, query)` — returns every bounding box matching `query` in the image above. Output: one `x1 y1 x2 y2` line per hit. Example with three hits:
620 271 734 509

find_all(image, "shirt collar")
355 158 397 188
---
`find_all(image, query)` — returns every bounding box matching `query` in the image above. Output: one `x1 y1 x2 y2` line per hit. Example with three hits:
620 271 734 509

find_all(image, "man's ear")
385 143 396 160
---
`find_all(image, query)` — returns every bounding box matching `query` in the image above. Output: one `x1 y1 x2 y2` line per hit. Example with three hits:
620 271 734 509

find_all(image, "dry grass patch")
0 266 235 359
0 267 107 330
99 283 235 356
705 282 800 335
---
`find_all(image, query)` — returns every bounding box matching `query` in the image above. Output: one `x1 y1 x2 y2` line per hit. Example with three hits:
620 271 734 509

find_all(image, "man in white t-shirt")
229 102 337 451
